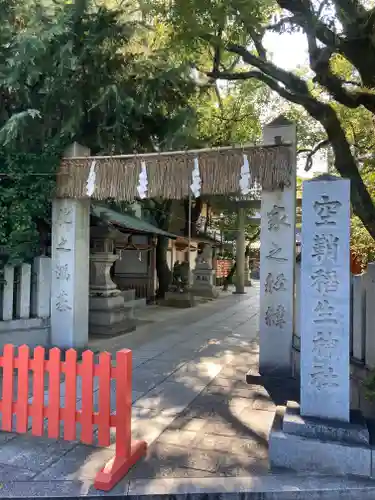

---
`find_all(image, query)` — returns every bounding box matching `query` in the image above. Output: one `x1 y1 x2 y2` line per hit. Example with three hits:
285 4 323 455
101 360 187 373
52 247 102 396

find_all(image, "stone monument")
269 175 373 477
191 243 218 299
89 225 136 336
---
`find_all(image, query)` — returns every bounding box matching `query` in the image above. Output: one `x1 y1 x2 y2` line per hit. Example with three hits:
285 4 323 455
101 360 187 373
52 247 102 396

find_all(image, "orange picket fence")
0 344 147 491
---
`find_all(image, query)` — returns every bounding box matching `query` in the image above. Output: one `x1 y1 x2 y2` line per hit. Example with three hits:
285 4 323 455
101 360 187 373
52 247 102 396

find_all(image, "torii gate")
51 116 296 376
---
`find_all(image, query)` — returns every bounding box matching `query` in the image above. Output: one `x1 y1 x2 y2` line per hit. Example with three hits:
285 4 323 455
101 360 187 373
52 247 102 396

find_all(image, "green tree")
147 0 375 240
0 0 198 265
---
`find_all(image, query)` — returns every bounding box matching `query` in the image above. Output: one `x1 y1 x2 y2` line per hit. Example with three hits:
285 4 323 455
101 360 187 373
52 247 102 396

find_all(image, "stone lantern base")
89 290 136 336
190 268 219 299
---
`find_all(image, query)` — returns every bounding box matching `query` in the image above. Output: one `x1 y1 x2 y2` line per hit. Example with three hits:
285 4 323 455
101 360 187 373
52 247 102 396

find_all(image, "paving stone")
130 409 177 446
128 442 221 479
252 397 277 412
134 380 205 414
34 445 114 480
0 463 36 481
203 381 264 399
168 417 207 433
132 368 172 394
217 452 269 476
0 430 18 445
187 394 253 418
138 358 185 374
158 429 198 446
0 435 76 472
193 433 268 458
237 408 276 440
218 364 256 380
132 356 155 368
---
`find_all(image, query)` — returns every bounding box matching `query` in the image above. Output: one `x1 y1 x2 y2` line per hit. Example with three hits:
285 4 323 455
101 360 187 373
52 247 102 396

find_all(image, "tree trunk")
156 235 171 299
147 199 172 300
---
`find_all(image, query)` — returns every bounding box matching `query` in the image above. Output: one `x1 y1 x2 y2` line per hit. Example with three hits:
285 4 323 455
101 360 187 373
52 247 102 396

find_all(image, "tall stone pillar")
50 143 90 349
259 117 296 376
234 207 246 294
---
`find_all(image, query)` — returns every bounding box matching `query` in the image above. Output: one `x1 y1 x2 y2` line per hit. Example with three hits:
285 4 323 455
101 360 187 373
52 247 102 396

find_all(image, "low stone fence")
0 257 51 351
293 260 375 417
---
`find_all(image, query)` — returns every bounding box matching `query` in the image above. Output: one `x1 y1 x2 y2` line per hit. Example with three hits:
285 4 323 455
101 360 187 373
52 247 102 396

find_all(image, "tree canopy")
0 0 199 264
146 0 375 240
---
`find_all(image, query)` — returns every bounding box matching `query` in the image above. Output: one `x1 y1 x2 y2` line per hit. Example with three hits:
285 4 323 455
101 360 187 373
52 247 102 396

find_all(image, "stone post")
16 263 31 319
50 143 90 349
1 266 14 321
269 176 373 479
31 256 51 318
300 176 350 421
234 207 246 294
365 263 375 368
244 248 251 287
259 116 297 376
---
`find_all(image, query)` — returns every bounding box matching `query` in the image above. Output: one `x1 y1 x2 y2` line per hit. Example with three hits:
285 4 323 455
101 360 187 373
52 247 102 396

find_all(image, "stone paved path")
0 284 374 498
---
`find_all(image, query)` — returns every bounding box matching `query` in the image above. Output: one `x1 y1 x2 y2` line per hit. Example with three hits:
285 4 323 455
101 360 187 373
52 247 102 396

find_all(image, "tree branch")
276 0 375 89
207 46 375 239
299 139 330 171
309 47 375 113
266 15 299 32
276 0 340 49
224 42 309 94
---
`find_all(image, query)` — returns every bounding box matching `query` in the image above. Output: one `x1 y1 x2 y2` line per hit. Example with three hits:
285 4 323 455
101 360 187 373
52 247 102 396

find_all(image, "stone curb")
0 474 375 499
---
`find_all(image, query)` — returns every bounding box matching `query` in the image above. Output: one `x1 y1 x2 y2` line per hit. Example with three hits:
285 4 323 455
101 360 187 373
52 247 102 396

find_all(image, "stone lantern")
89 225 135 336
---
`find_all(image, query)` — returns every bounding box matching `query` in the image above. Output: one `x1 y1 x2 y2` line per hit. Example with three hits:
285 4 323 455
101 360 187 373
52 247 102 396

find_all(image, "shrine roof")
91 203 178 239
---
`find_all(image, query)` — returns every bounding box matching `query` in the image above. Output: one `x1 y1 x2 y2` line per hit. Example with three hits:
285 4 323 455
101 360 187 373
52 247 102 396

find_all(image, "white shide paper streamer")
137 160 148 199
86 160 97 197
239 154 250 195
190 157 201 198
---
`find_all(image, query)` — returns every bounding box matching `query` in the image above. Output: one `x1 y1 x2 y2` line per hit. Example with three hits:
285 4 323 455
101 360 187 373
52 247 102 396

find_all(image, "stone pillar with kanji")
50 143 91 349
259 117 297 376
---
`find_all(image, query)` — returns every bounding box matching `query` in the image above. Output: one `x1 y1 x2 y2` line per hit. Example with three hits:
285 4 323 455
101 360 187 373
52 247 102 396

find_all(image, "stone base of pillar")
244 265 251 287
190 269 219 299
163 291 195 308
244 273 251 287
89 292 136 337
269 401 372 478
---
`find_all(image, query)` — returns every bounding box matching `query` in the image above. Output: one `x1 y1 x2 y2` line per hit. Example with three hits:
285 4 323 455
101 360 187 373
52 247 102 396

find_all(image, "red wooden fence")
0 344 147 491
